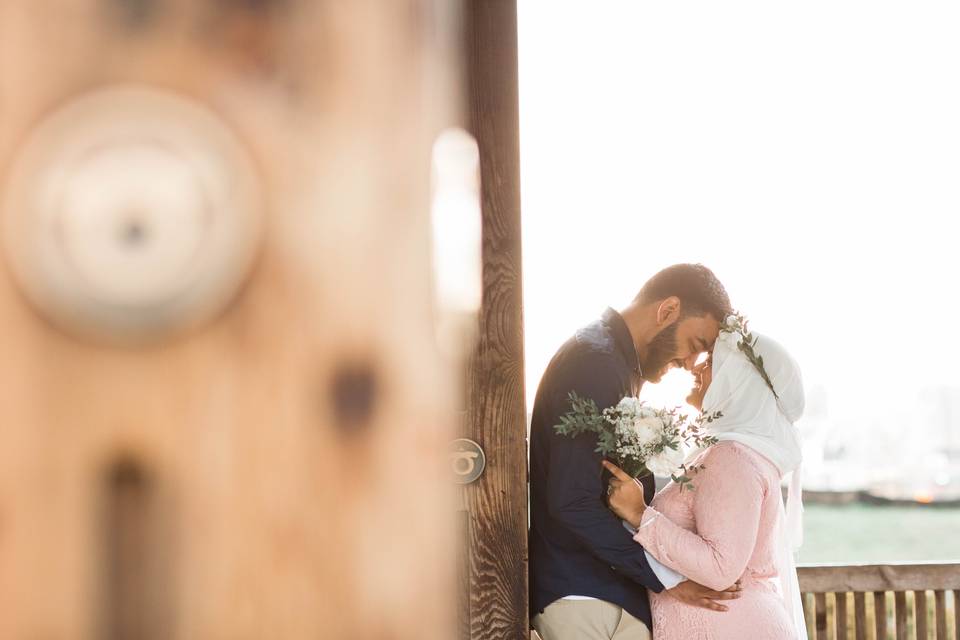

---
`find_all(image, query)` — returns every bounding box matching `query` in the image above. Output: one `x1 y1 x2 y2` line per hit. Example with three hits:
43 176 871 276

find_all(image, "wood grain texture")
0 2 459 638
462 1 529 640
458 505 472 640
800 564 960 593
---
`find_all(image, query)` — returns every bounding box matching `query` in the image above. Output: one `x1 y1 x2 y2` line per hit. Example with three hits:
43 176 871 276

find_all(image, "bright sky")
517 1 960 438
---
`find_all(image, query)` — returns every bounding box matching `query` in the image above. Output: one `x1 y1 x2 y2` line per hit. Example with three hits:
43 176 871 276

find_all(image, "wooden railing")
799 563 960 639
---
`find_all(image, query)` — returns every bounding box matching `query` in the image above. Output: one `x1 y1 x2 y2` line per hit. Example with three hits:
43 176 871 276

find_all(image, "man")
529 264 741 640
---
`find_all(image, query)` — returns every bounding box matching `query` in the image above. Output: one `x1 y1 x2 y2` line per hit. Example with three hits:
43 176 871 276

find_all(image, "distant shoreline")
801 489 960 508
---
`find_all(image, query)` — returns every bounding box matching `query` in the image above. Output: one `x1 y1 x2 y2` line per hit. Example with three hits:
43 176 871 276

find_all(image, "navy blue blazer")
529 308 664 628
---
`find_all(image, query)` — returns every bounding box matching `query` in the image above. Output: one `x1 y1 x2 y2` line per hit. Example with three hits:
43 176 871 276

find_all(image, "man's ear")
656 297 682 327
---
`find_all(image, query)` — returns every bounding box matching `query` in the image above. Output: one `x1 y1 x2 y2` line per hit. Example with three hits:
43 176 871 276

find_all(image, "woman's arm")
610 445 766 591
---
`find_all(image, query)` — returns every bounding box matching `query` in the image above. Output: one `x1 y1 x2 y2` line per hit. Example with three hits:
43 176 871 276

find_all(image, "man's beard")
639 322 679 382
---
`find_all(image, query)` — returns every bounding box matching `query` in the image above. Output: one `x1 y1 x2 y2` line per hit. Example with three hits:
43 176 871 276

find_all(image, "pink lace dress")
633 441 797 640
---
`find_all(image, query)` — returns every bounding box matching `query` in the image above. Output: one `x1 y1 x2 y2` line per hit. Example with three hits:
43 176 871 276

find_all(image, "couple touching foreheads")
529 264 807 640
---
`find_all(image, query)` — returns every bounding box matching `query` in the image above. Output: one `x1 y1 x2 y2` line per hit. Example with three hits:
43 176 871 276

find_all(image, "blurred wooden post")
0 2 460 638
461 1 529 639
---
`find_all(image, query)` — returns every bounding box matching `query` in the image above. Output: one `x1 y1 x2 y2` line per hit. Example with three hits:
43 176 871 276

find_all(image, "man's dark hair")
635 264 732 320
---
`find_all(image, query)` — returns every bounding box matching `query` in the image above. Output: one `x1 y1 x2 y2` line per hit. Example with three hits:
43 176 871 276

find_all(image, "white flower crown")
719 313 779 399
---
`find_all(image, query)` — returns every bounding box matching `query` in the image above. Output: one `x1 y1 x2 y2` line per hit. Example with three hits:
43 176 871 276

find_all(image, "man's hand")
602 460 646 528
667 580 742 612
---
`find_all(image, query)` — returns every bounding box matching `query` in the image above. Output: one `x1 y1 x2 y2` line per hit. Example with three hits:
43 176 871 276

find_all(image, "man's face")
640 314 721 383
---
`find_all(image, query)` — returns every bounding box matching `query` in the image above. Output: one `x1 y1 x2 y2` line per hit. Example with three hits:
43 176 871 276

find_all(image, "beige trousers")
532 599 652 640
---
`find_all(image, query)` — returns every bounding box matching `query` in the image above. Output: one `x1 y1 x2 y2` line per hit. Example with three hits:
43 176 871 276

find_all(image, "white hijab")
696 324 808 640
700 328 804 474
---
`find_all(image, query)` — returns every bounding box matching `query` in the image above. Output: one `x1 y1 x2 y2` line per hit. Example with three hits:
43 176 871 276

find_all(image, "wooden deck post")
462 1 530 639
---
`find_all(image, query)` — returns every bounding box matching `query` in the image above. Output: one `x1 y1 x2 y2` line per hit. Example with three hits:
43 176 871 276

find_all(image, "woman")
605 322 808 640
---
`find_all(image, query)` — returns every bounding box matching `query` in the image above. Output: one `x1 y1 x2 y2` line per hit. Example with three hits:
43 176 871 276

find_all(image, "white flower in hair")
720 312 778 399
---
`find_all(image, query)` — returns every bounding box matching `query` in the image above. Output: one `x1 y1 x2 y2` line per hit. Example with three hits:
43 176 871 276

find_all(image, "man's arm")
545 353 666 592
622 519 686 589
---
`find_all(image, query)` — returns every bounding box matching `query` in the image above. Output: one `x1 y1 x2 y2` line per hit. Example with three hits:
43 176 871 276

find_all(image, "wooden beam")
463 1 529 639
799 564 960 594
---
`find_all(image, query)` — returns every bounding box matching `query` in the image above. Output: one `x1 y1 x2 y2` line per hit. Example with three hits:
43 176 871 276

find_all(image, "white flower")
646 445 685 477
616 396 642 415
632 416 662 447
717 328 741 349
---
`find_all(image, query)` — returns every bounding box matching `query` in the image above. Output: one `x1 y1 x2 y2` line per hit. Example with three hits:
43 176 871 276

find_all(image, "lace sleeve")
632 444 765 591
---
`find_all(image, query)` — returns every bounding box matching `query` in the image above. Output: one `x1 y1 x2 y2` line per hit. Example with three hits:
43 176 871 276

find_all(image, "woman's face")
686 352 714 411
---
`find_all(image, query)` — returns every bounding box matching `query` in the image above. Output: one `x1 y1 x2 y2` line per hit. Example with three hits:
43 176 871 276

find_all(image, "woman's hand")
602 460 646 528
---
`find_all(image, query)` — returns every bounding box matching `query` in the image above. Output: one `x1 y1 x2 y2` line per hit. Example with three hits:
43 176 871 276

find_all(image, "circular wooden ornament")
1 85 263 341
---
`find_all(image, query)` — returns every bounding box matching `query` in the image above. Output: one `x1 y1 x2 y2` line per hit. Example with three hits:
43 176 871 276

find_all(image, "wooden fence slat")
934 590 946 640
855 592 867 640
836 591 848 640
875 591 888 640
954 590 960 640
816 592 828 639
803 593 815 639
894 591 907 640
917 590 928 640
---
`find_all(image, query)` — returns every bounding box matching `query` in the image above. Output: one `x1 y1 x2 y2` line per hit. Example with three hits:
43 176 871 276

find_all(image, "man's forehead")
682 315 721 344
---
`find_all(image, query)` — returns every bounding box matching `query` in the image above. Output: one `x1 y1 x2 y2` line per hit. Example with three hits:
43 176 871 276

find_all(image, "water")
799 504 960 565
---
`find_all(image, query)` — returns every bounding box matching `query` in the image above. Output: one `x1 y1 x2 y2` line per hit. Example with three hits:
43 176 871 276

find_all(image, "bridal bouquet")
555 393 721 490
